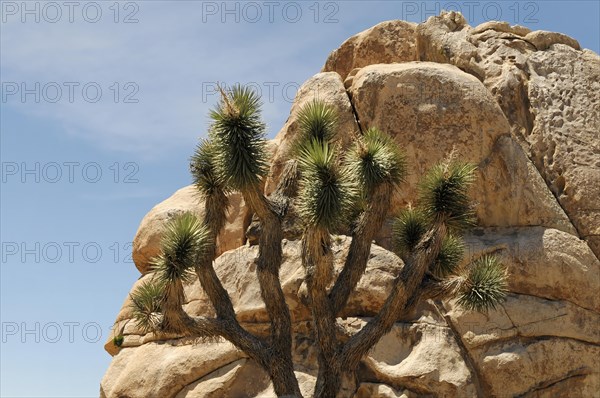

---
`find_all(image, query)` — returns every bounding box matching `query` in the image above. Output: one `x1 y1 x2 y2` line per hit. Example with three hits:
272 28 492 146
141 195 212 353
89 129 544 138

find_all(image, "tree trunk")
340 222 447 370
245 189 303 397
311 185 391 396
268 355 304 398
329 185 392 315
314 351 342 398
302 228 343 398
196 187 302 397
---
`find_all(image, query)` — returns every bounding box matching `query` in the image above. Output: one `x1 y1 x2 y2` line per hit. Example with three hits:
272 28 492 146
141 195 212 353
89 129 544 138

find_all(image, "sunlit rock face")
102 13 600 398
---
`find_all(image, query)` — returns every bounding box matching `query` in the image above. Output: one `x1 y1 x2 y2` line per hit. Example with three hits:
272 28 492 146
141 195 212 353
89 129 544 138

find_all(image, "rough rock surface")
362 321 477 397
414 12 600 258
322 20 418 80
526 48 600 256
104 14 599 398
461 227 600 312
348 62 576 246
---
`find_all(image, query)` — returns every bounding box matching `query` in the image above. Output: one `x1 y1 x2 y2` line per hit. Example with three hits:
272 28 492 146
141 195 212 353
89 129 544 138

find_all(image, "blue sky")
1 1 598 396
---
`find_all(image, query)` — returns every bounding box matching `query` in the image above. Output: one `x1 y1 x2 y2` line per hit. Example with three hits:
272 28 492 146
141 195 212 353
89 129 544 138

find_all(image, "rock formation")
102 12 600 398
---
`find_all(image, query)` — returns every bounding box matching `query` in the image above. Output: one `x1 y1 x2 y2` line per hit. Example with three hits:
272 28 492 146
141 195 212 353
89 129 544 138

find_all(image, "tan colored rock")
520 374 600 398
417 11 536 148
175 359 270 398
100 340 245 398
255 372 317 398
318 14 596 259
471 21 531 37
442 227 600 397
526 46 600 257
416 11 599 259
265 72 359 194
348 62 574 242
105 319 330 398
132 186 249 274
525 30 581 51
347 61 501 163
588 238 600 262
104 226 600 396
416 12 484 78
104 273 151 356
444 293 600 349
477 136 575 234
105 226 600 397
353 383 417 398
323 20 418 80
364 322 477 397
462 227 600 312
187 237 407 323
479 339 600 397
105 237 403 355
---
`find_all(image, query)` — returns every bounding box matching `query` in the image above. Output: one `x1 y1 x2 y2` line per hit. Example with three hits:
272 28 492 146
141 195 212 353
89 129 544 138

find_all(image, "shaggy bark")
308 221 446 396
192 193 271 366
303 229 342 398
160 279 188 333
128 82 505 397
186 180 302 396
305 184 393 397
340 222 446 370
243 187 302 397
329 184 393 315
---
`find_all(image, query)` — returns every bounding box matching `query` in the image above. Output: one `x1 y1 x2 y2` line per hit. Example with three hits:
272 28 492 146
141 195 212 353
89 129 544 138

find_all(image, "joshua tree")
130 85 508 398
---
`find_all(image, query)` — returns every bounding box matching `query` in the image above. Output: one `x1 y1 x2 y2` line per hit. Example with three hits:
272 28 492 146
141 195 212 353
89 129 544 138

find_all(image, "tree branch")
243 186 303 397
191 193 271 366
329 184 392 315
339 222 447 369
302 228 342 397
182 316 225 338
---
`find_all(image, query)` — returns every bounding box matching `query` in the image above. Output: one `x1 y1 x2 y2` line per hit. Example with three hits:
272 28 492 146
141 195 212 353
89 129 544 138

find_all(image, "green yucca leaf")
130 279 164 333
456 255 508 312
419 160 476 231
392 207 429 258
346 127 407 195
113 335 124 347
209 84 268 190
297 136 334 172
152 212 212 284
433 234 465 278
292 99 338 153
190 138 230 198
297 139 357 230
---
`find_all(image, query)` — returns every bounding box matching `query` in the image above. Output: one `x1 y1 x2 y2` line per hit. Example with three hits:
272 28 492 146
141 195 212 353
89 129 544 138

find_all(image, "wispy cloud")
5 1 596 161
1 2 334 158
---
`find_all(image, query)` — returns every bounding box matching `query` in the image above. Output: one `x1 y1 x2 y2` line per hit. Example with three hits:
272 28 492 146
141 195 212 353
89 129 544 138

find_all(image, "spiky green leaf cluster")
113 335 124 347
419 160 476 230
433 234 465 278
297 139 357 230
130 279 164 333
151 212 212 284
209 84 268 190
457 255 508 312
292 99 338 154
346 127 406 195
190 139 229 198
392 207 428 258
